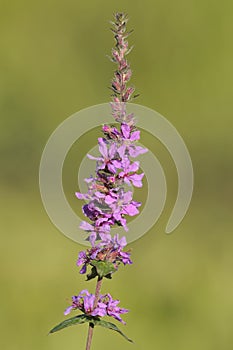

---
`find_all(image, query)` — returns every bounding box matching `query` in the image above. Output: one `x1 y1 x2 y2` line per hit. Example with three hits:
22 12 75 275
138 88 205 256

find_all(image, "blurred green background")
1 0 233 349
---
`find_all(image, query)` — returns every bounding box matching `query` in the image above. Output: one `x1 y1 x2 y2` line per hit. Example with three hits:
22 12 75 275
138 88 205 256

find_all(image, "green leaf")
91 260 116 278
86 266 98 281
93 319 133 343
49 314 133 343
49 314 92 334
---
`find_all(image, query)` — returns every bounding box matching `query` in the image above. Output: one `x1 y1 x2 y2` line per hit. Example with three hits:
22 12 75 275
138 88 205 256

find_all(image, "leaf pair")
49 314 133 343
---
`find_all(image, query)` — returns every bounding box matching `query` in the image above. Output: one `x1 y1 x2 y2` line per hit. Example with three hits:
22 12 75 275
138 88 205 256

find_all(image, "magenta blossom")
116 158 144 187
88 138 119 173
79 220 111 246
64 290 129 324
64 290 106 317
117 123 148 158
105 189 141 231
99 293 129 324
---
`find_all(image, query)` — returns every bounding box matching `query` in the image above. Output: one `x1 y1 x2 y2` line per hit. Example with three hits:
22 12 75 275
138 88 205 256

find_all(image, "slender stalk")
85 278 103 350
85 322 94 350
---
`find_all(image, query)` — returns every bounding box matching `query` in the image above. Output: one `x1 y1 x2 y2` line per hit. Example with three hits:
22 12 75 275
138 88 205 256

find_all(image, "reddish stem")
85 278 103 350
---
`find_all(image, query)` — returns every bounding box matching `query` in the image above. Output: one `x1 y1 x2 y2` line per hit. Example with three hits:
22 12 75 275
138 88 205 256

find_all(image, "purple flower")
119 251 132 265
77 246 100 274
98 233 132 266
64 290 128 324
75 176 102 201
99 233 126 250
116 158 144 188
113 234 127 249
106 190 141 218
82 201 111 222
77 250 89 274
88 138 118 173
83 293 95 314
118 123 148 158
121 123 140 142
79 220 111 246
100 294 129 324
91 302 107 317
82 203 100 221
64 290 89 315
64 290 107 317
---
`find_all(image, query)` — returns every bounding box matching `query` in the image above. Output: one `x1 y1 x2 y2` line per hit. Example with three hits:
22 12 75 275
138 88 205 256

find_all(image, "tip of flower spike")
114 12 129 22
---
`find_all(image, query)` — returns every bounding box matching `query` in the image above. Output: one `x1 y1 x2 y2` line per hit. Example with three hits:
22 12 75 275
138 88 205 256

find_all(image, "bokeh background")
1 1 233 349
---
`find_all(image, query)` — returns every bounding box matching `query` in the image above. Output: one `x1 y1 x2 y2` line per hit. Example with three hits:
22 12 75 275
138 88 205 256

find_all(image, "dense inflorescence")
51 13 147 343
76 13 147 249
70 12 148 325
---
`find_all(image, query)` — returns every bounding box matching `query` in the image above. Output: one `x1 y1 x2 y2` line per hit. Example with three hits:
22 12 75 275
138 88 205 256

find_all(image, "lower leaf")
49 314 91 334
93 319 133 343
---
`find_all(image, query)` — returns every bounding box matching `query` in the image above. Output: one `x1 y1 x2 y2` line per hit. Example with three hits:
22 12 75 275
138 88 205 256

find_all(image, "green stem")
85 278 103 350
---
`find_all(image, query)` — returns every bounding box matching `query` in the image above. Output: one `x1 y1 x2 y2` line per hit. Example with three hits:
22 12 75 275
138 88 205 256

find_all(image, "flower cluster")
77 233 132 275
64 290 128 324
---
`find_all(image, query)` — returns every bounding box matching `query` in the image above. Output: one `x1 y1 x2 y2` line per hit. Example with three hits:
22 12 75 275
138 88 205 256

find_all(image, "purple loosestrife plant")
49 13 147 349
